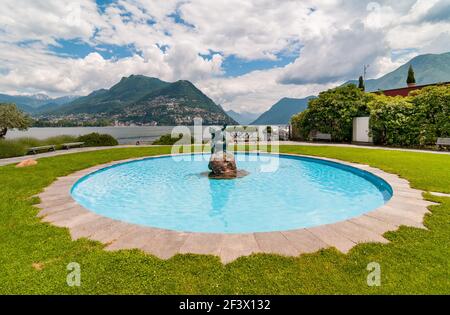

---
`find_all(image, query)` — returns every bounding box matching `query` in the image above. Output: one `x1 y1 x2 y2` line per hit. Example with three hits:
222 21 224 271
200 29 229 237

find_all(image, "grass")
0 135 78 158
0 145 449 294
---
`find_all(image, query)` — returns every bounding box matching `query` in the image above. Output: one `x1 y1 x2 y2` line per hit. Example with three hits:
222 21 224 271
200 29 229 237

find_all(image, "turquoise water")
71 153 392 233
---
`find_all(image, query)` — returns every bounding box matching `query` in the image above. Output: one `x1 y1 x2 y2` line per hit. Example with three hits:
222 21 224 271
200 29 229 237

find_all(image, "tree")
358 76 365 91
0 104 31 138
291 84 373 142
407 65 416 85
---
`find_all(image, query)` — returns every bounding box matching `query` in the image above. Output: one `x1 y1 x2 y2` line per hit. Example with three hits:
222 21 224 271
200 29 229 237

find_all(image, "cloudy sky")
0 0 449 113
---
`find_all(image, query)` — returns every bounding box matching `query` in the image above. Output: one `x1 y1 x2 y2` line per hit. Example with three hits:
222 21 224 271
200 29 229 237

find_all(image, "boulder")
208 152 237 179
16 159 38 168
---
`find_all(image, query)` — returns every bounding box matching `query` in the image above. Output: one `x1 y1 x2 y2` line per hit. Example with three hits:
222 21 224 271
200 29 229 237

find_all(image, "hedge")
152 133 194 145
77 133 118 147
369 86 450 146
0 135 79 159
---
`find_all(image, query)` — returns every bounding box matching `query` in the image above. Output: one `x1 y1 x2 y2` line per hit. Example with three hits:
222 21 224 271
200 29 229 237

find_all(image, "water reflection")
208 178 236 227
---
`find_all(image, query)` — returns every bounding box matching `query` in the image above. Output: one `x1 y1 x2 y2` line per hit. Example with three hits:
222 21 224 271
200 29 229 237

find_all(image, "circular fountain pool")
71 153 392 233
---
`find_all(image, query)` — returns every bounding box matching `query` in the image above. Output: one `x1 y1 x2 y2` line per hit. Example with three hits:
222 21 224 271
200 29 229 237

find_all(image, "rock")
16 159 38 168
208 152 237 179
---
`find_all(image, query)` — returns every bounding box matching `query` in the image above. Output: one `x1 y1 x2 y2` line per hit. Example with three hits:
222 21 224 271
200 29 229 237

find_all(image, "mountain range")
43 75 236 125
250 96 315 125
225 110 261 125
0 93 79 114
345 52 450 91
55 75 169 115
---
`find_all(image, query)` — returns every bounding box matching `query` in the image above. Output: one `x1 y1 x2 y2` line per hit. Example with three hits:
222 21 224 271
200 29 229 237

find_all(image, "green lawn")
0 145 449 294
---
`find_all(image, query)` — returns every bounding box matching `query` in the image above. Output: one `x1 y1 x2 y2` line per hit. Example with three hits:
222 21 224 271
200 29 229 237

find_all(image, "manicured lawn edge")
0 146 449 294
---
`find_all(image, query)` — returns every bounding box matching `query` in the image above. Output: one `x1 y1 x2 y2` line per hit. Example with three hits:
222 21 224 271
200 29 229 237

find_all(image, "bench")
61 142 85 150
27 145 56 155
312 132 332 142
436 138 450 150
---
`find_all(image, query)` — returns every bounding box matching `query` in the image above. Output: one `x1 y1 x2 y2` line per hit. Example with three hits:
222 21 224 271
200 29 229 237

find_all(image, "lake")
6 125 290 144
6 126 192 144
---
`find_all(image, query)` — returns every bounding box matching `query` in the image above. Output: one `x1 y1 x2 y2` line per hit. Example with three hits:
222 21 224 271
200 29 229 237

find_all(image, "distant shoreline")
6 125 289 145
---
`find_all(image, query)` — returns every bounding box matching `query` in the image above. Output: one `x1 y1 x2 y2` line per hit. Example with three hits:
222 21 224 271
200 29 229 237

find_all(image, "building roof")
378 82 450 97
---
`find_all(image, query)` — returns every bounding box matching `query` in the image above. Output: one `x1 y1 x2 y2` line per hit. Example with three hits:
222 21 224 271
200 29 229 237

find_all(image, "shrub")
0 139 28 158
410 85 450 145
369 95 419 146
369 85 450 147
291 111 309 140
0 133 117 159
0 135 83 158
291 84 373 142
77 133 118 147
12 137 42 148
153 133 194 145
44 135 78 146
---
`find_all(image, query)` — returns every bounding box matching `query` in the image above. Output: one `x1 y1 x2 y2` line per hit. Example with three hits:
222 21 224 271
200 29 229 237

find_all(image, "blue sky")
222 54 297 77
49 39 135 60
48 39 296 77
0 0 449 112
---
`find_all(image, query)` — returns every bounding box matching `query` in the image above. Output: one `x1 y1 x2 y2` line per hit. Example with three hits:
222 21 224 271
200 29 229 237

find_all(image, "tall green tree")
407 65 416 85
0 104 31 138
291 84 373 142
358 76 365 91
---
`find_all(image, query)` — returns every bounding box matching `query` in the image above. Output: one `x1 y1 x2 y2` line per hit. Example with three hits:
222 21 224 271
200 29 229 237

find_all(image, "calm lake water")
6 125 289 144
6 126 193 144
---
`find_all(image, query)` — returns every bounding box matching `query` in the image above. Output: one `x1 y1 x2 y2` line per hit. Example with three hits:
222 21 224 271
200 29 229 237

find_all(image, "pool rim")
69 152 394 233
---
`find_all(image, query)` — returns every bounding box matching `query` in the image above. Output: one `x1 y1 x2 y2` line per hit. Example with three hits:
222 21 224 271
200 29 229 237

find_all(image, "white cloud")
279 21 390 84
0 0 104 45
0 0 449 112
0 43 224 96
199 68 335 113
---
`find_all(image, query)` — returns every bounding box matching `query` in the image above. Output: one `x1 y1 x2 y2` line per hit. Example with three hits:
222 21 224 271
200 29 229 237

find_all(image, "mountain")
34 96 80 114
57 75 170 115
0 93 47 111
31 93 51 102
345 52 450 91
49 75 237 125
127 80 236 125
251 96 315 125
0 93 79 113
51 95 80 105
226 110 261 125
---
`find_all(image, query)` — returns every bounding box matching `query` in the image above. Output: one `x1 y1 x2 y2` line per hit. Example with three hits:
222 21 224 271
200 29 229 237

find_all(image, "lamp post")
363 64 370 81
